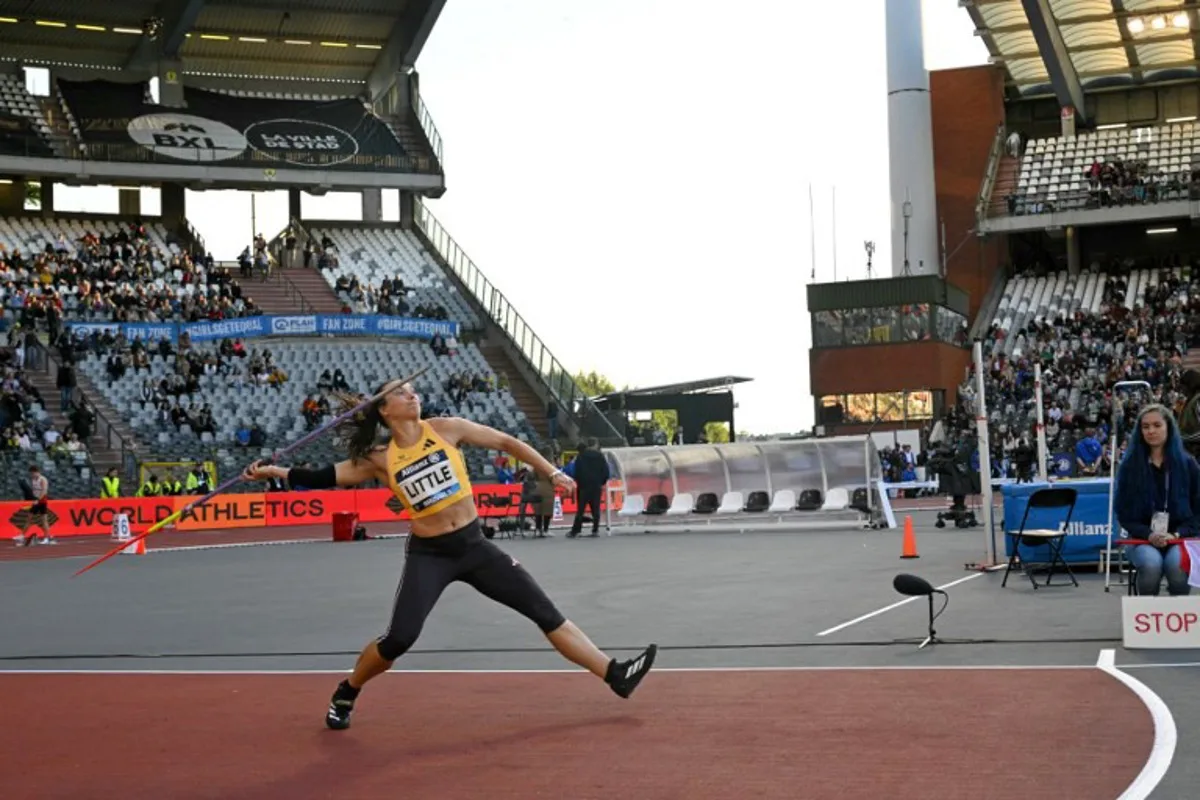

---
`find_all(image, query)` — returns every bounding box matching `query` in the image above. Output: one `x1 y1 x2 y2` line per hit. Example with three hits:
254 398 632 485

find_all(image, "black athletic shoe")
325 681 359 730
606 644 657 699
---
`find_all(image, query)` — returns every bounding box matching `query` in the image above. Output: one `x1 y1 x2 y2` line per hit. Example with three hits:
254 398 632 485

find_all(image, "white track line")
1097 648 1177 800
1118 661 1200 670
816 572 985 637
0 663 1098 676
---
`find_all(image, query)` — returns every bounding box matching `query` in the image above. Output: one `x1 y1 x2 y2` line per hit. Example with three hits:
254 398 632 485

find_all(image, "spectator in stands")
1115 404 1200 596
54 358 76 413
267 365 289 392
170 400 189 431
430 332 448 356
1006 130 1021 157
971 260 1200 472
193 405 215 437
302 395 321 430
1075 429 1104 476
235 422 252 447
1179 370 1200 459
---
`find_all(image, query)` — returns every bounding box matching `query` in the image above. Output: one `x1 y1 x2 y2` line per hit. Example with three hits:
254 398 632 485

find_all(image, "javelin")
72 366 430 578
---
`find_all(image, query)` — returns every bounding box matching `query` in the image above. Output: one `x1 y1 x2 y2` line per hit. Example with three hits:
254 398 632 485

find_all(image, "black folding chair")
1002 487 1079 590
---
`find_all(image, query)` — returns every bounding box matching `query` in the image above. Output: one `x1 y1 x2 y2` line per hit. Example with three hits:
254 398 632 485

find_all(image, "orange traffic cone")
900 515 919 559
120 537 146 556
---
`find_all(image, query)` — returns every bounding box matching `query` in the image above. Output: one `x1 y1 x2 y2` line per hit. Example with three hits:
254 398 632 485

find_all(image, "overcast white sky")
53 0 992 435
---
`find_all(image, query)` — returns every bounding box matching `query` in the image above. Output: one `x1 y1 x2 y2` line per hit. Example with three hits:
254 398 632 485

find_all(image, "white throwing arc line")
1096 648 1177 800
816 572 985 637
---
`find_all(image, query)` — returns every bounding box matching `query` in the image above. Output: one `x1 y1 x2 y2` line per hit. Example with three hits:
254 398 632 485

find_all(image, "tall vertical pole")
940 218 947 278
974 340 997 566
832 186 838 281
1034 363 1049 482
809 183 817 281
886 0 939 277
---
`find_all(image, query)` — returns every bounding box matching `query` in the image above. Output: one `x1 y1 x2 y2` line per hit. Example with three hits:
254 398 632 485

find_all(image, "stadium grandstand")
810 0 1200 490
0 0 627 503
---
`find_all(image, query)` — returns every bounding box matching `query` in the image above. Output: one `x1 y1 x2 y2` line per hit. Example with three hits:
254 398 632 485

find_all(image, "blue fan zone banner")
65 314 458 344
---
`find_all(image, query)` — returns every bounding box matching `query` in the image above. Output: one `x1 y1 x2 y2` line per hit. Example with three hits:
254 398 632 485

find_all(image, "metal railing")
990 179 1200 219
276 270 315 312
976 124 1007 227
966 266 1010 344
184 218 207 257
29 336 139 479
410 91 444 167
414 202 628 446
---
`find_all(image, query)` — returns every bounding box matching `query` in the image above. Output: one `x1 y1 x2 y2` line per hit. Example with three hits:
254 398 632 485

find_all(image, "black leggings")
375 519 567 661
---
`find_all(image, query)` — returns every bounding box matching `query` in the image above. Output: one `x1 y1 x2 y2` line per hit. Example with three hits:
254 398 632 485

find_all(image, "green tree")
23 181 41 211
653 410 679 441
574 370 615 398
704 422 731 443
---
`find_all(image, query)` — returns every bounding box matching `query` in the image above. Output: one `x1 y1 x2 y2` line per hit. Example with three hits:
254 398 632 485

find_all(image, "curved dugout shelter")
602 435 884 531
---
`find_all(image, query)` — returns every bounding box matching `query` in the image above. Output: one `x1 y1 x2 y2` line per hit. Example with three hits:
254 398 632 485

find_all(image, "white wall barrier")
601 436 884 533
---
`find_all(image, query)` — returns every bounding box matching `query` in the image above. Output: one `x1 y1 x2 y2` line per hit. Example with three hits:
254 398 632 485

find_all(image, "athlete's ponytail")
333 386 387 462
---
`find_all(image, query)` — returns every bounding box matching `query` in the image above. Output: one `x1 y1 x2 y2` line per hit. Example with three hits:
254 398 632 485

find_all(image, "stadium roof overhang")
0 0 445 98
963 0 1200 111
596 377 753 401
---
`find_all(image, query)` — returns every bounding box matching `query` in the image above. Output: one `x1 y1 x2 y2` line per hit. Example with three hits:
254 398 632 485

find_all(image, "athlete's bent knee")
376 626 420 661
532 603 567 634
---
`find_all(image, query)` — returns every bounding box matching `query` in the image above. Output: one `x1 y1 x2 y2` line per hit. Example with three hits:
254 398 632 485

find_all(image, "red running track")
0 669 1152 800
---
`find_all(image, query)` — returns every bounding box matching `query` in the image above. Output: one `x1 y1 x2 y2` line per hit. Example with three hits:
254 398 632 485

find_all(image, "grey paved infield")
2 519 1197 798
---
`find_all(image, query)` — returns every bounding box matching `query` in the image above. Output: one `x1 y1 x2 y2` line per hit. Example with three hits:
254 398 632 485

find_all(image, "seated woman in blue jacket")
1115 404 1200 596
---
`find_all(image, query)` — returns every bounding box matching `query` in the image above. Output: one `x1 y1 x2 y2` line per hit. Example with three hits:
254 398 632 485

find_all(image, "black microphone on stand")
893 574 948 649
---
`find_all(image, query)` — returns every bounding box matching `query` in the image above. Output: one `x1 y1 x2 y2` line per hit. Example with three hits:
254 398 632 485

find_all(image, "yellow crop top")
384 422 475 518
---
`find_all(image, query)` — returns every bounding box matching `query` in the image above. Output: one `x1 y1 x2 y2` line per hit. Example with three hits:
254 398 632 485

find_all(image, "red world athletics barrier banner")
0 484 616 539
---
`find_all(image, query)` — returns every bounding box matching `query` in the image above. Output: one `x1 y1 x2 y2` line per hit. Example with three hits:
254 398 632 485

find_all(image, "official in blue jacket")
1114 404 1200 596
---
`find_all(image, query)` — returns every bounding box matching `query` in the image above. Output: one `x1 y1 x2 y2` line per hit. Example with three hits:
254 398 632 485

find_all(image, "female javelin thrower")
242 379 657 730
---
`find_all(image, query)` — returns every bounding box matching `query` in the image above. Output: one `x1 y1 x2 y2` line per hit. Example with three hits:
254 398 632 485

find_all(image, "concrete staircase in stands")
25 346 144 476
986 155 1021 217
233 266 342 316
1184 349 1200 373
478 341 552 445
388 113 442 178
36 97 75 160
278 268 345 314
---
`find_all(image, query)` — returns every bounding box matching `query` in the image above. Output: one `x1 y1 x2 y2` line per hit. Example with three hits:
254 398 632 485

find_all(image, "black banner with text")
56 79 412 171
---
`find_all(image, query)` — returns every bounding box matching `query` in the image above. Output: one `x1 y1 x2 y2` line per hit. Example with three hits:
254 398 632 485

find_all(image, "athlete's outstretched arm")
243 453 383 488
431 417 575 491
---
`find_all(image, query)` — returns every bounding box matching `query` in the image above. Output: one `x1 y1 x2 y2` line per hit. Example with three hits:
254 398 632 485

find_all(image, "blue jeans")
1125 543 1191 596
